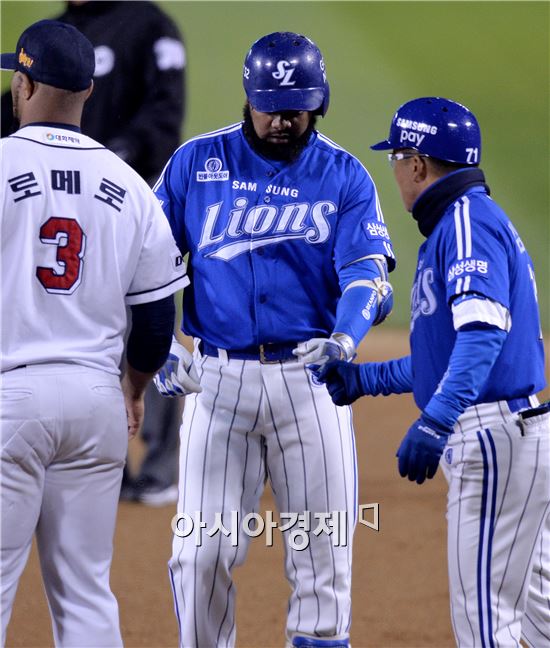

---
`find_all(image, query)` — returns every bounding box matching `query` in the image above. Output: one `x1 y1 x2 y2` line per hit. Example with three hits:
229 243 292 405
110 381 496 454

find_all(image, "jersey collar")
21 122 82 133
412 167 490 238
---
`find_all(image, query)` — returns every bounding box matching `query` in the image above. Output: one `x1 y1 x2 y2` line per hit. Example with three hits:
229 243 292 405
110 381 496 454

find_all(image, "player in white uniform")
0 21 188 646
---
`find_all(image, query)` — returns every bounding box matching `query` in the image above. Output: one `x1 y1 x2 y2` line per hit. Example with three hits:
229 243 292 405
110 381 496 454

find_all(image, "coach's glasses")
387 152 430 168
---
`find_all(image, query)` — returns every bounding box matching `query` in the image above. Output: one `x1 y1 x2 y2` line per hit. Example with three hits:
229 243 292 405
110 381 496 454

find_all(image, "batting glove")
316 361 365 406
153 338 202 397
396 415 452 484
293 333 355 369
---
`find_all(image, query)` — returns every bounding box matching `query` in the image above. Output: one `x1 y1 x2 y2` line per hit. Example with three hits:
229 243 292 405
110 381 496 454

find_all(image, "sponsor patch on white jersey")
44 132 81 145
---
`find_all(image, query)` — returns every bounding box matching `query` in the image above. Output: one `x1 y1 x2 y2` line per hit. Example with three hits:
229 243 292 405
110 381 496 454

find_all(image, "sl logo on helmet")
272 60 296 86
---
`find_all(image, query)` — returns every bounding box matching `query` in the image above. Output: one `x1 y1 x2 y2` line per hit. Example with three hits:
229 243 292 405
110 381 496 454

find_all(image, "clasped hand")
293 336 349 368
315 361 364 405
153 338 202 397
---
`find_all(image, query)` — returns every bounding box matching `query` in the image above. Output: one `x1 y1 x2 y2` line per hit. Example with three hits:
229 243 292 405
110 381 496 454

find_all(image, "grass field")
1 1 548 329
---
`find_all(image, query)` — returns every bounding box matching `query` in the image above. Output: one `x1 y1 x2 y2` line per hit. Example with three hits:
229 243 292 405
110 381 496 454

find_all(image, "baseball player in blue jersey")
318 97 550 646
153 32 395 647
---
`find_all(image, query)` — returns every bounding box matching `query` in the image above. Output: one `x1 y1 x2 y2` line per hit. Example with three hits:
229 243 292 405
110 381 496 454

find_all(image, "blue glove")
396 415 452 484
315 361 365 406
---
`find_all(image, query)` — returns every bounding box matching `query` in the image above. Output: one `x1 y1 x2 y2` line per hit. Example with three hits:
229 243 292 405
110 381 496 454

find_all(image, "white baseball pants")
1 364 127 647
169 353 357 647
441 400 550 647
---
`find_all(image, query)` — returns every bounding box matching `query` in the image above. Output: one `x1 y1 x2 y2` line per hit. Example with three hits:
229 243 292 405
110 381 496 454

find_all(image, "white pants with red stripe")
0 364 127 647
440 399 550 647
168 352 357 647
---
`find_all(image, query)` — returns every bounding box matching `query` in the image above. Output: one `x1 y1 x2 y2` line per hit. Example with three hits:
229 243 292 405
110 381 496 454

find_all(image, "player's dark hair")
428 156 471 175
242 103 317 162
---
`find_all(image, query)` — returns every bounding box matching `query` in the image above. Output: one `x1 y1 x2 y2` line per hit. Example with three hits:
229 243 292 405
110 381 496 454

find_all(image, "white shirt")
1 124 188 374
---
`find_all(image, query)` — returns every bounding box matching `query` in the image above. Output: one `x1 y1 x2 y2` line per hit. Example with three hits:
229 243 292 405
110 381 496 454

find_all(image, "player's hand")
396 415 452 484
153 338 202 397
293 334 354 369
121 371 146 440
316 361 365 406
124 393 145 440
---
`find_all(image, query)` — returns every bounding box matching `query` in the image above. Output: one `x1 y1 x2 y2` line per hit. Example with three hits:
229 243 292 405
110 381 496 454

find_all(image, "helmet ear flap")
243 32 329 116
317 82 330 117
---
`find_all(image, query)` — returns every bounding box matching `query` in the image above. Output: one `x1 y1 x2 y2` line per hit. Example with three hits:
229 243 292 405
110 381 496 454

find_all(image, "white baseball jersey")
1 123 188 646
1 124 188 373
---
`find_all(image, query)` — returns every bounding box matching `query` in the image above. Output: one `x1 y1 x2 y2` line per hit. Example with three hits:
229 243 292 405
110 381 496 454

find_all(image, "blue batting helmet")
243 32 330 116
371 97 481 165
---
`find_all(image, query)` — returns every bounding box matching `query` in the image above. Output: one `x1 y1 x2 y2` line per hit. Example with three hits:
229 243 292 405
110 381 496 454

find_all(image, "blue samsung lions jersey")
410 182 545 408
154 123 395 348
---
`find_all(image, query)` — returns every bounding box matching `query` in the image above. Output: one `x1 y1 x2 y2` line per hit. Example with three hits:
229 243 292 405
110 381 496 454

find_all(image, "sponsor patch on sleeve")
362 221 390 240
447 258 489 284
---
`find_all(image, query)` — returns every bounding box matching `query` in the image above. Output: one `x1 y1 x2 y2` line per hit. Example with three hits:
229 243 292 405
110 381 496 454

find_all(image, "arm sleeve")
127 295 175 372
423 326 507 428
334 257 386 346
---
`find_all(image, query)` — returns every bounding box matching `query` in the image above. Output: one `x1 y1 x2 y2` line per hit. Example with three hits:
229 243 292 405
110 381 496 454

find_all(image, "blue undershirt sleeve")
423 326 507 428
360 356 413 395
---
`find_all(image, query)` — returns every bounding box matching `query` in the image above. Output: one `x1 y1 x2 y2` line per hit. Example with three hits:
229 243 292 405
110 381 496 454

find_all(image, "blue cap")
0 19 95 92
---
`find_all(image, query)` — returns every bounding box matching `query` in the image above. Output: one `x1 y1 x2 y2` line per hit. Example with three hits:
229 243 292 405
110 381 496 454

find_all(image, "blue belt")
507 396 532 412
200 341 298 364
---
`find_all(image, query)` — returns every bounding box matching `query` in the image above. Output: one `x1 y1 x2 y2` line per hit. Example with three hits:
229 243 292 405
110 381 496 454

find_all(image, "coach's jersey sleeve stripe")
462 196 472 258
452 297 512 332
453 197 474 295
454 201 465 261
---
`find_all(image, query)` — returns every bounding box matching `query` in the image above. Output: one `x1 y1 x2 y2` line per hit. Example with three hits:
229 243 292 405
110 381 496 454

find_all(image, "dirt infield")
6 329 549 647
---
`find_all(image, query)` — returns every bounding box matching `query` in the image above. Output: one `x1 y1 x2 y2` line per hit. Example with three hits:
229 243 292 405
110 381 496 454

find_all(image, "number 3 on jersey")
36 217 86 294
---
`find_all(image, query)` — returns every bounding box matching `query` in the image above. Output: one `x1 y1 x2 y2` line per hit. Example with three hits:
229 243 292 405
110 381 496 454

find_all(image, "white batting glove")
153 338 202 397
293 333 355 368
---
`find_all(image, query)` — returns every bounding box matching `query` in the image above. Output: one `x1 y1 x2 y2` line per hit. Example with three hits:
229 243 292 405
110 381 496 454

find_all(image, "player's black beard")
242 104 317 163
